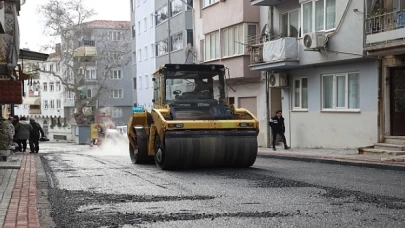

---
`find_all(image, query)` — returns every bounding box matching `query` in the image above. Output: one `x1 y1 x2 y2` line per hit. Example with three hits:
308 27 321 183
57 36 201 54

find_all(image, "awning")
23 97 41 105
19 49 49 61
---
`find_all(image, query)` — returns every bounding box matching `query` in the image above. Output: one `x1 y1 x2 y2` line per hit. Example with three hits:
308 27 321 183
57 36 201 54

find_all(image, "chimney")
55 43 61 55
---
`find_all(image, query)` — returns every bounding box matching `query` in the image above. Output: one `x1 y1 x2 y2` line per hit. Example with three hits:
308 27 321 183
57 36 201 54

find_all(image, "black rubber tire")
129 137 149 164
154 134 174 170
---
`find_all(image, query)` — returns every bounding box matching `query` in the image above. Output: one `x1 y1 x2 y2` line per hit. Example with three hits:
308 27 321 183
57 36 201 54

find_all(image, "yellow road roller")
127 64 259 170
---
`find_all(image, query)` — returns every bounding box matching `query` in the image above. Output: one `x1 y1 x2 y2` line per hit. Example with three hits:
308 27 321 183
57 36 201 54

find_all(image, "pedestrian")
12 116 32 152
269 110 290 151
29 118 45 153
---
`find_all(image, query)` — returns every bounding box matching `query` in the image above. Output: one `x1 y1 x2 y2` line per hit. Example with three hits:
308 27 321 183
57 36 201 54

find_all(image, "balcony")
23 97 41 106
249 36 299 71
250 0 290 6
365 9 405 55
74 40 97 58
28 106 41 115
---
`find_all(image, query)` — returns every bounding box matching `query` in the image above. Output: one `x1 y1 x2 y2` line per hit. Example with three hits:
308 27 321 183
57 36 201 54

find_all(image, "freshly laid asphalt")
38 143 405 228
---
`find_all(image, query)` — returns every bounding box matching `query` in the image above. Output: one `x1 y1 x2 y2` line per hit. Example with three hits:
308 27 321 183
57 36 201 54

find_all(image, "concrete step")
362 148 405 156
374 143 405 151
384 136 405 145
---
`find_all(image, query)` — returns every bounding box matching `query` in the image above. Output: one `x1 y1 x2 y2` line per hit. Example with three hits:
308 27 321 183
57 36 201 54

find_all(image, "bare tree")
37 0 131 124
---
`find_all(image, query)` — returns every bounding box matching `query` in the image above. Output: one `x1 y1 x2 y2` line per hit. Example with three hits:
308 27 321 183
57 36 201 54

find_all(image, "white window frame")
139 76 143 89
85 69 97 80
138 49 142 62
110 89 123 99
43 83 47 91
138 21 141 34
293 77 308 110
300 0 336 37
109 31 121 41
145 75 149 88
204 30 220 61
170 0 182 17
50 83 54 92
155 5 168 26
150 44 155 58
150 13 154 28
50 100 55 109
110 70 122 80
280 9 300 37
156 39 169 56
144 17 147 31
56 100 62 109
144 46 148 59
171 32 183 52
44 100 48 109
321 72 360 112
202 0 219 8
56 82 61 91
111 108 123 118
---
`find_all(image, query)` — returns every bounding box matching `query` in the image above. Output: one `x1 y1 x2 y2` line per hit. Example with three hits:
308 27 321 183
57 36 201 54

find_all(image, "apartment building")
134 0 156 109
364 0 405 144
249 0 379 148
130 0 138 106
66 20 133 127
193 0 267 146
15 45 73 142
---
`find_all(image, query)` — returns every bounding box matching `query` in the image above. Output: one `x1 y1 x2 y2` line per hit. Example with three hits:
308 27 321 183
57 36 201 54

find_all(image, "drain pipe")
265 72 270 147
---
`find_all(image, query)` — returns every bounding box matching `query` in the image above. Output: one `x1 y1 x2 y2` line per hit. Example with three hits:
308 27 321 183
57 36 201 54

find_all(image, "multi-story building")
15 44 73 142
130 0 138 106
67 20 133 126
364 0 405 148
134 0 156 109
248 0 379 149
193 0 266 145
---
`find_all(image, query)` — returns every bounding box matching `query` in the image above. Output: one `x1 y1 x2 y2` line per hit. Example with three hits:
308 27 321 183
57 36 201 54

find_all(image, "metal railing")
366 9 405 35
28 109 41 114
79 40 96 47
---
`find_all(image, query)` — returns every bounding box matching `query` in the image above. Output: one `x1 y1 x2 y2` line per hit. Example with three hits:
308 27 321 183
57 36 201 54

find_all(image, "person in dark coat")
13 116 33 152
269 110 290 151
29 118 45 153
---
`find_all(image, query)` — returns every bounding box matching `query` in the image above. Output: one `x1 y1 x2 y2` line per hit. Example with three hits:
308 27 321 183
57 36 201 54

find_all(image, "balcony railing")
79 40 96 47
366 9 405 35
29 91 40 97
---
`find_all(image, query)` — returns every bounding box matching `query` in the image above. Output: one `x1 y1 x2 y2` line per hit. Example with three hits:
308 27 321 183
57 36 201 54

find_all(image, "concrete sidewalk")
258 147 405 171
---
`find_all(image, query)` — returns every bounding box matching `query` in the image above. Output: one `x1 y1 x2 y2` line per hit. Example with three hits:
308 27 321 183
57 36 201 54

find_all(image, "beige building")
193 0 273 147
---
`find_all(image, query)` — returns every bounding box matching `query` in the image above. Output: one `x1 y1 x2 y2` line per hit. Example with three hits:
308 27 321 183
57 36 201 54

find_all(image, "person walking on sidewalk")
12 116 32 152
269 110 290 151
29 118 45 153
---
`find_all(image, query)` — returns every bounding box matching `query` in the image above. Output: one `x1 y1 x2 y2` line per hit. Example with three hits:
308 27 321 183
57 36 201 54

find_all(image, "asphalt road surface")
39 142 405 228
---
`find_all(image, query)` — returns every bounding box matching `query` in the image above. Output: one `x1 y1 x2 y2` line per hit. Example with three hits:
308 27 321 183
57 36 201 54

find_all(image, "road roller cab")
127 64 259 170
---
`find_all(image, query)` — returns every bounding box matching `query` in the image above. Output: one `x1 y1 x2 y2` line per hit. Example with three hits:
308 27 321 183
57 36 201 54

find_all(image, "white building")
15 45 73 142
134 0 156 109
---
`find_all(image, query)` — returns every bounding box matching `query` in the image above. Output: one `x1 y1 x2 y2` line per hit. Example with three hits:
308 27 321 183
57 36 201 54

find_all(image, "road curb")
257 152 405 172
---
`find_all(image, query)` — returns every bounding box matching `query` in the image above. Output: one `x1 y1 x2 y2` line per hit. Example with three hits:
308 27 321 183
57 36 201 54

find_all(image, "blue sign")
132 106 144 113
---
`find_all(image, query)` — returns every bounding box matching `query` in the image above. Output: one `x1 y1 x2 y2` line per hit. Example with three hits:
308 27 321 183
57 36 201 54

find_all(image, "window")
202 0 218 8
281 10 300 37
221 24 244 57
138 49 142 62
204 30 220 61
50 100 55 109
137 0 140 6
145 75 149 88
186 29 193 46
170 0 182 17
109 31 121 41
111 108 123 118
87 89 93 98
44 100 48 109
144 17 147 31
139 76 143 89
110 89 123 98
322 73 360 110
293 78 308 109
132 25 136 38
171 32 183 51
110 70 122 80
49 64 53 72
43 83 48 92
86 70 97 80
132 52 136 65
133 77 137 90
50 83 54 92
150 44 154 58
138 21 141 34
66 91 73 99
56 100 61 109
56 82 61 91
144 46 148 59
156 39 169 56
131 0 135 12
150 14 154 28
108 52 119 61
186 0 193 10
301 0 336 35
156 5 168 25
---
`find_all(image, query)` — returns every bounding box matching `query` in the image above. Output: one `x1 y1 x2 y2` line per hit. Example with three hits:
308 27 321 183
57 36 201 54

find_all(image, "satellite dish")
303 34 312 48
269 74 276 86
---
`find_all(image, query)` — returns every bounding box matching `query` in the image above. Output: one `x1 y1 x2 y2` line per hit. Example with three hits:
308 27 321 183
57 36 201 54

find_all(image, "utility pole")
167 0 171 64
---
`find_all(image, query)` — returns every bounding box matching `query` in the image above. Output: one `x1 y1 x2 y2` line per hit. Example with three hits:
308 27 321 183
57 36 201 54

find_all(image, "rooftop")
83 20 131 28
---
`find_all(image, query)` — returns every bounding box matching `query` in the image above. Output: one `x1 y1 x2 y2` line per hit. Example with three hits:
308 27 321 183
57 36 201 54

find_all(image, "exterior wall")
281 60 379 148
130 0 137 105
136 0 156 109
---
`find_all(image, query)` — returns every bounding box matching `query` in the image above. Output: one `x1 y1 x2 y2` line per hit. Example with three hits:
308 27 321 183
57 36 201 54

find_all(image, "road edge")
35 155 57 228
257 153 405 171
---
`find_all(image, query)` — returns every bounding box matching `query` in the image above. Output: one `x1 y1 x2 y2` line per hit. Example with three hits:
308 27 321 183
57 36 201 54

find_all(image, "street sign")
132 106 144 113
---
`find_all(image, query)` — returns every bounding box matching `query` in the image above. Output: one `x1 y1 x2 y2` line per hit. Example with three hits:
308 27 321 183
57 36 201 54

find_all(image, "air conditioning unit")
268 72 288 87
303 32 327 49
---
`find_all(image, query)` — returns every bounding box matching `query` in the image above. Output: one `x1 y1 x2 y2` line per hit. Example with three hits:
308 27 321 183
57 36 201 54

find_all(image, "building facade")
193 0 268 146
130 0 138 106
249 0 379 148
134 0 156 109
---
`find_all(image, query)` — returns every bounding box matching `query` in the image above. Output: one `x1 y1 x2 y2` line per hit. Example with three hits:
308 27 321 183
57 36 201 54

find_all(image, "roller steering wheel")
173 90 182 95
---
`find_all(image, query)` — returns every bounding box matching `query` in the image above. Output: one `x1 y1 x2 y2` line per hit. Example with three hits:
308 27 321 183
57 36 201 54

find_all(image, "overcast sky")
19 0 131 53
